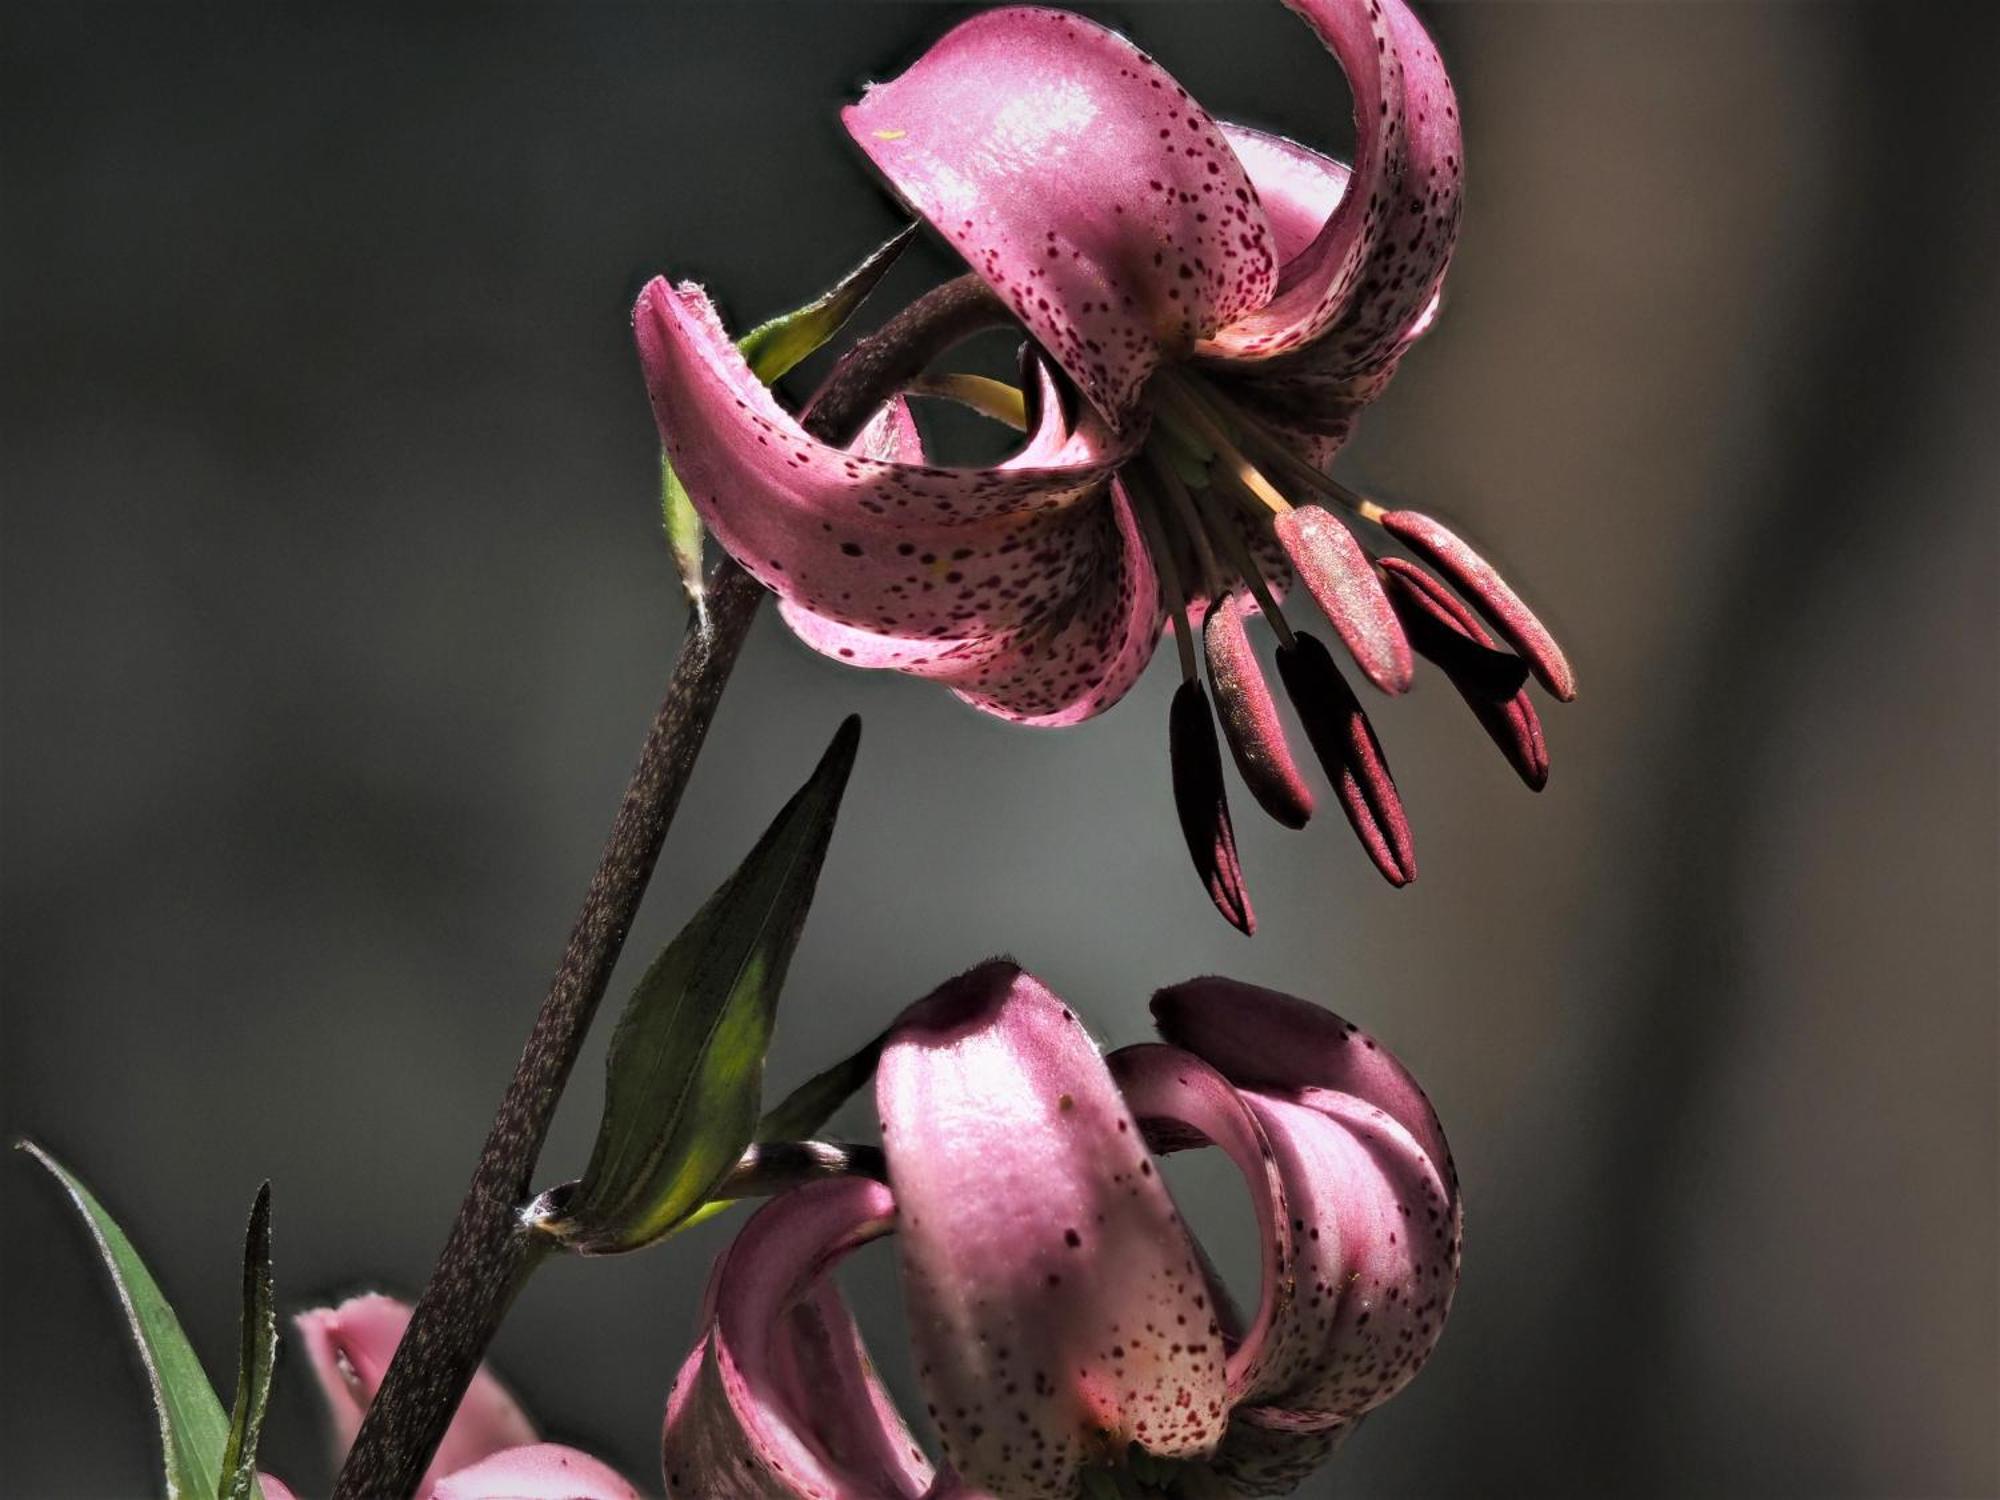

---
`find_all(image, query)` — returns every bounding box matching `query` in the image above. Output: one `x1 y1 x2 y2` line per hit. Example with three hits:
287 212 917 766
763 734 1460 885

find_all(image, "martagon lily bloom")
663 961 1459 1498
636 0 1573 932
258 1294 641 1499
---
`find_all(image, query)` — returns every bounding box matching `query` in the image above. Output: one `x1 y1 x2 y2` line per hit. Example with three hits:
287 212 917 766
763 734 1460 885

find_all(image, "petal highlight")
845 7 1277 428
879 962 1231 1496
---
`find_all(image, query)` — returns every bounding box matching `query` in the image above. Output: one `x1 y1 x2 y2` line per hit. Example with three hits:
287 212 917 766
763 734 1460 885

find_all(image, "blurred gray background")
4 3 1994 1495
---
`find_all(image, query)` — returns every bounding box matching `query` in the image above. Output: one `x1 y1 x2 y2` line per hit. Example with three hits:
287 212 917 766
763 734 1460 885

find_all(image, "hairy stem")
334 273 1008 1498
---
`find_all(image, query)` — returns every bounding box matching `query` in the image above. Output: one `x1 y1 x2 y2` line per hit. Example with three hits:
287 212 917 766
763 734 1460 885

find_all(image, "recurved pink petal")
1106 1043 1292 1403
1150 977 1454 1205
844 7 1277 429
662 1178 931 1500
1150 980 1458 1424
1378 509 1575 700
1204 592 1315 830
256 1477 299 1500
937 485 1163 724
879 961 1231 1496
635 278 1135 644
1274 634 1415 886
1274 507 1412 694
1215 124 1350 270
1214 0 1462 377
295 1294 537 1492
432 1445 641 1500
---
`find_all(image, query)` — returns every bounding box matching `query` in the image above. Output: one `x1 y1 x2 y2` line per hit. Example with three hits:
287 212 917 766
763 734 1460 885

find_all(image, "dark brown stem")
334 272 1009 1499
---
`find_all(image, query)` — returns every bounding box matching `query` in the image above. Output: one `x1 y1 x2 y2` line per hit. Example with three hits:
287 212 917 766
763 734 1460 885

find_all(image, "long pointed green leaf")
658 226 913 612
753 1027 889 1144
219 1184 275 1500
19 1141 234 1500
660 451 708 616
736 224 915 383
547 715 862 1253
669 1027 891 1235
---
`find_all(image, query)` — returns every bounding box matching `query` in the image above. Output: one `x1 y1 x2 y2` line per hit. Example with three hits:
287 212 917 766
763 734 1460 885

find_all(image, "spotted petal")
1149 979 1459 1423
1203 0 1463 379
845 7 1278 430
879 961 1230 1497
662 1178 932 1500
1106 1042 1293 1402
294 1294 537 1495
776 400 1164 726
636 278 1136 645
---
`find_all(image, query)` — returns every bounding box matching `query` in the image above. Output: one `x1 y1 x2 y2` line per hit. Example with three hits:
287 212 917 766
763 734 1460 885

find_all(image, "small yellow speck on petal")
873 128 907 141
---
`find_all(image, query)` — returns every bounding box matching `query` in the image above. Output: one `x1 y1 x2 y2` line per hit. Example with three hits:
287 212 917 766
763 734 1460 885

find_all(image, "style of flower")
261 1294 641 1500
636 0 1573 932
662 960 1459 1498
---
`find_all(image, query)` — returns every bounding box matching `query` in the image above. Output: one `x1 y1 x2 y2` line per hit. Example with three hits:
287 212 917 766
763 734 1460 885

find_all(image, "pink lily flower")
264 1293 640 1499
661 961 1459 1498
636 0 1572 930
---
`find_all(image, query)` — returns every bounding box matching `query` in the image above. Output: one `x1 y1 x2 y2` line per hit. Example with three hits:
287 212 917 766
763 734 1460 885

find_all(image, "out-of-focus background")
5 3 1993 1495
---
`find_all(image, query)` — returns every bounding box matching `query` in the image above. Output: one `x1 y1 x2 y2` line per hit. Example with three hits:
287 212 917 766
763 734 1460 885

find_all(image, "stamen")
1125 468 1199 682
1141 450 1223 599
1153 375 1292 516
1175 374 1378 517
1182 474 1298 650
904 372 1029 431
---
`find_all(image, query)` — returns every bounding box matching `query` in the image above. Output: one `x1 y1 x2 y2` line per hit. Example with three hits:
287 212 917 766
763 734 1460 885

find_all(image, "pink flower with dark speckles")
637 0 1572 930
661 961 1460 1499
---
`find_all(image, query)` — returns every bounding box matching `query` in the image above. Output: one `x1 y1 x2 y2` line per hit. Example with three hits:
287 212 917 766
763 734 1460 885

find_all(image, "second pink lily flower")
637 0 1572 929
662 962 1460 1498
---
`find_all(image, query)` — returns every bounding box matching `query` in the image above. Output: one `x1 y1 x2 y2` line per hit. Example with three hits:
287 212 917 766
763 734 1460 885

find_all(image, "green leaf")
660 450 708 614
546 715 863 1253
659 224 913 611
735 224 915 384
669 1028 891 1235
18 1140 241 1500
753 1028 889 1145
218 1184 275 1500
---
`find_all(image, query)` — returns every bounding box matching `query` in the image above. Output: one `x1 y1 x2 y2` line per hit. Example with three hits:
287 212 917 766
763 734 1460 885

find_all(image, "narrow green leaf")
736 224 915 383
660 450 708 614
669 1029 891 1235
18 1141 234 1500
658 225 913 612
219 1184 275 1500
548 715 863 1253
753 1028 889 1144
